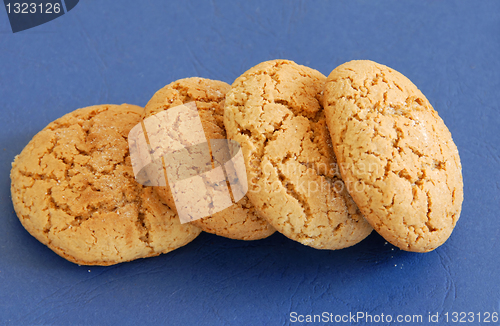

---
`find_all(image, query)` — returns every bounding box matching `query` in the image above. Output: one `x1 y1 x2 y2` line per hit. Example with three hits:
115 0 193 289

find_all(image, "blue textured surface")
1 1 499 325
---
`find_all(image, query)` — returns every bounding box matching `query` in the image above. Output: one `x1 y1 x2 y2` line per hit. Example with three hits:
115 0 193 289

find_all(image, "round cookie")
143 77 275 240
323 60 463 252
10 104 201 266
224 60 373 250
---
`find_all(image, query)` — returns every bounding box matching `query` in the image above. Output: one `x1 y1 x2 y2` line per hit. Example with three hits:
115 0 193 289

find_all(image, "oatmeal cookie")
10 104 201 265
143 78 275 240
224 60 373 249
323 60 463 252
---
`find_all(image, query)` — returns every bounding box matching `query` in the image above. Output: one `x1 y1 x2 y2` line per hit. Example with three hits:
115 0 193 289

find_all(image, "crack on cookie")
136 210 151 245
424 191 437 232
275 166 312 232
43 188 55 234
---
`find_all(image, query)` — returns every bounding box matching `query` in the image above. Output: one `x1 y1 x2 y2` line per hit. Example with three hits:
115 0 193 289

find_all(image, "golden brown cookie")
10 104 201 266
143 77 275 240
224 60 373 249
323 60 463 252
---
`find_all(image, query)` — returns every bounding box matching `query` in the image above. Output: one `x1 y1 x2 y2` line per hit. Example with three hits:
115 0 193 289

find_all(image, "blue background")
1 1 499 325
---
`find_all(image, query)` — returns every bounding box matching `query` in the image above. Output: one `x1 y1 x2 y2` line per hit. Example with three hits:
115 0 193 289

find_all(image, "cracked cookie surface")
10 104 201 266
323 60 463 252
224 60 373 249
143 77 275 240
